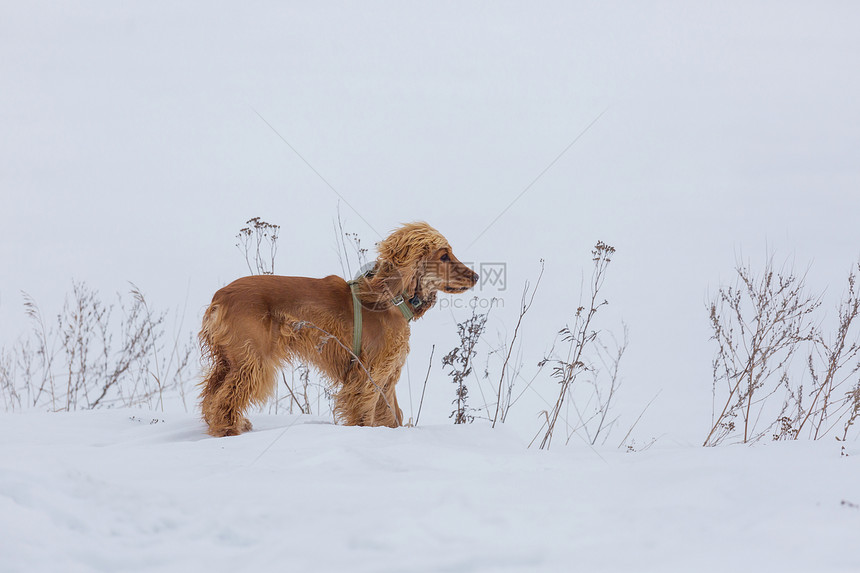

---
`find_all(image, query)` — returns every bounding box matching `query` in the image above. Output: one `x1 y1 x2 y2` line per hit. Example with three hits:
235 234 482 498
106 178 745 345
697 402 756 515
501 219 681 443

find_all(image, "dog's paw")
207 417 252 437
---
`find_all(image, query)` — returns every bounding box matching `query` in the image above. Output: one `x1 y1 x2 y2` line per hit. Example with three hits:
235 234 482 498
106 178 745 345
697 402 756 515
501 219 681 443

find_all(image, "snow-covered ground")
2 409 858 573
3 3 860 571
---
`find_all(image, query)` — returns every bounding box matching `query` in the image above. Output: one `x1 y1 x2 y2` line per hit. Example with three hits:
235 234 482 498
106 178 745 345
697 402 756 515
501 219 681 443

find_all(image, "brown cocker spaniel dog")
199 222 478 436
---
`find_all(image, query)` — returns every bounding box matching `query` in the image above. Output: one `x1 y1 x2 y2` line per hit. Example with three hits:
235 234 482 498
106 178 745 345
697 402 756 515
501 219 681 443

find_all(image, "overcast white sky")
2 2 859 442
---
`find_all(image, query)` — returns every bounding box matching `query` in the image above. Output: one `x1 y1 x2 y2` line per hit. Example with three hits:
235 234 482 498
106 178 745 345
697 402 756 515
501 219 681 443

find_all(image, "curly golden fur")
198 222 478 436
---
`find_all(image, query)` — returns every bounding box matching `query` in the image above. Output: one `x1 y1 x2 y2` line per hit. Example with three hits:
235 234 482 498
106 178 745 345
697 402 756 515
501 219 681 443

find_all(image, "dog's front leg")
392 390 403 427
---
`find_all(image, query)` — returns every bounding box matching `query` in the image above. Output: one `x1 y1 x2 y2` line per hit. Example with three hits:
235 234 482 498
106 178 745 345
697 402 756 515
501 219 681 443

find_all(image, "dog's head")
375 222 478 317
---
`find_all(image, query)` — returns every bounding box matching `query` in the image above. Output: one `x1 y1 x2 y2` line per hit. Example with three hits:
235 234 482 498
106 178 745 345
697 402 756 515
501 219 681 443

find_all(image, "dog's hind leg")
203 348 276 437
200 352 229 427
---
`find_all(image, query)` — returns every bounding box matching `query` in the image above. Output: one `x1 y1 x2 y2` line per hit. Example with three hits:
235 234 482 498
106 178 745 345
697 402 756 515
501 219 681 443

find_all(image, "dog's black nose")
472 272 479 284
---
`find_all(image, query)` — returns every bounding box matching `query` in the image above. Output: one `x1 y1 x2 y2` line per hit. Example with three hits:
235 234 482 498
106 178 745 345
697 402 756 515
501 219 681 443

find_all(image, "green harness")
347 278 415 358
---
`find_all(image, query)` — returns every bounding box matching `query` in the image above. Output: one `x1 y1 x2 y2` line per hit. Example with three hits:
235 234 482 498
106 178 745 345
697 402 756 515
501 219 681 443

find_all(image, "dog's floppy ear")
409 267 437 319
405 260 425 299
375 222 449 304
376 221 448 269
377 235 430 269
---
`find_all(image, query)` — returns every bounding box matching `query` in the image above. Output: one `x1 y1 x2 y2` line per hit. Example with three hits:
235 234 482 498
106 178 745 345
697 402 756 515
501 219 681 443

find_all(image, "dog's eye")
440 253 450 262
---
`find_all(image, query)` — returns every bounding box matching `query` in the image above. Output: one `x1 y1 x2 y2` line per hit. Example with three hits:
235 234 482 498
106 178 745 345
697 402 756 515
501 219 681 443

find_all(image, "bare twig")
704 256 820 446
415 345 435 426
493 260 543 428
538 241 615 450
443 306 488 424
617 390 662 449
281 371 307 414
236 217 280 275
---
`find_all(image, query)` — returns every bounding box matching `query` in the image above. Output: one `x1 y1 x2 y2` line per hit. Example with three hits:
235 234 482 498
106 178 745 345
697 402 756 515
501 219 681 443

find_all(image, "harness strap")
348 279 363 358
347 277 415 359
392 295 415 322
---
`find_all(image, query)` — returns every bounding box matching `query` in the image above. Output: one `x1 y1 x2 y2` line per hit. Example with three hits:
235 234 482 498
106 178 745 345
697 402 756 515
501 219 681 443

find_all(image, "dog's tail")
198 302 234 389
198 303 221 364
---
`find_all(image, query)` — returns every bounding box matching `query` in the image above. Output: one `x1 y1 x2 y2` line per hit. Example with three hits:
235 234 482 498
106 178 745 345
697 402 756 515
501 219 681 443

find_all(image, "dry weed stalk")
536 241 616 450
236 217 280 275
443 306 488 424
0 349 19 411
274 371 308 415
843 384 860 441
2 283 194 412
794 265 860 439
706 258 860 445
492 260 544 428
414 345 435 426
333 204 370 279
704 258 820 446
22 292 58 409
568 325 629 446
